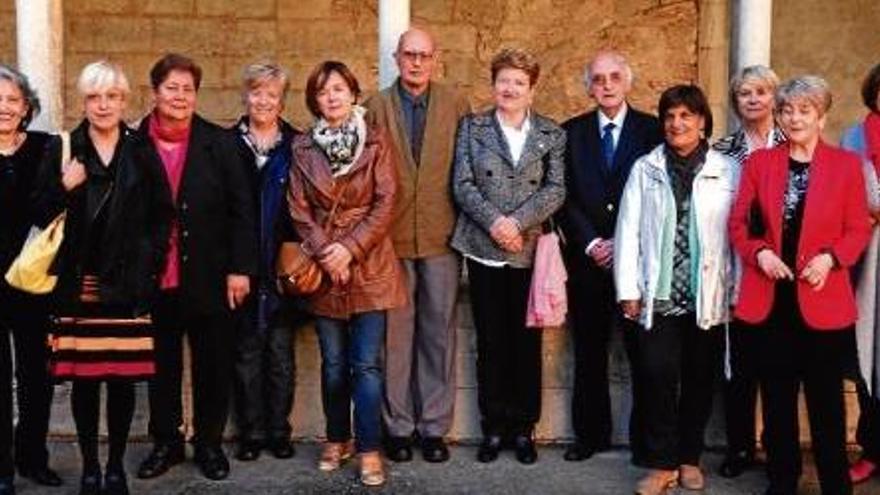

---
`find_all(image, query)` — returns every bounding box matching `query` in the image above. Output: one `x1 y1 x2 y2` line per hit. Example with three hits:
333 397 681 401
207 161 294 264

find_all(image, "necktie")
602 122 616 172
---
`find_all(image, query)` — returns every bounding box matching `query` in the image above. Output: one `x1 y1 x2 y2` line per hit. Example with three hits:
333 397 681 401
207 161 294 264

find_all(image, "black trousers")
467 260 541 437
630 314 721 469
148 291 236 450
568 264 643 456
233 295 296 443
0 285 53 477
722 320 761 456
854 378 880 463
754 288 852 495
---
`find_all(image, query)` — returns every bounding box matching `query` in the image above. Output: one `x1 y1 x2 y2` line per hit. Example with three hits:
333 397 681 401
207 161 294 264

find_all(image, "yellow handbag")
4 131 70 294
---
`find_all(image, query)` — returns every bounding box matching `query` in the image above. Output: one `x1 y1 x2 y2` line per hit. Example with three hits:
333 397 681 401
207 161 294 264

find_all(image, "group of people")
0 25 878 495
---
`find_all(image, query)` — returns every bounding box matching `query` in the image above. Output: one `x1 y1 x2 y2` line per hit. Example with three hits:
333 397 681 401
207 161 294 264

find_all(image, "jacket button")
181 202 188 211
182 230 189 238
606 203 614 212
182 254 189 263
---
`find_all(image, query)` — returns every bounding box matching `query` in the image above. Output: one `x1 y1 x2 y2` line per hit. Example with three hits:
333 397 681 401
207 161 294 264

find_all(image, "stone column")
731 0 773 71
16 0 63 132
699 0 731 136
378 0 410 89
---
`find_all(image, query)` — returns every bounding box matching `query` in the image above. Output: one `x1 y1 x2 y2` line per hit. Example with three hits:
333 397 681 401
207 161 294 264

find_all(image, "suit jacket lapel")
613 109 636 173
519 115 552 168
473 111 515 167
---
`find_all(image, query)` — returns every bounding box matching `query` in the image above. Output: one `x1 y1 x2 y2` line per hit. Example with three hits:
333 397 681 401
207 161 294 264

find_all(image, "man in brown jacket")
365 28 470 463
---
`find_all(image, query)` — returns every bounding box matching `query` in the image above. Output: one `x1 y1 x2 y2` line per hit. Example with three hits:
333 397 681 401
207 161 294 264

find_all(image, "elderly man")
559 51 662 462
365 28 470 463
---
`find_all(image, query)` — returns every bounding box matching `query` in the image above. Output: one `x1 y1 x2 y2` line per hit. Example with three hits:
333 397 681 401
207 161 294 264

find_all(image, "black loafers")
103 470 130 495
16 465 62 487
194 447 230 481
235 440 262 462
514 435 537 465
477 435 502 463
719 450 754 478
79 470 102 495
385 436 413 463
563 440 609 462
268 438 296 459
136 443 185 479
421 437 450 463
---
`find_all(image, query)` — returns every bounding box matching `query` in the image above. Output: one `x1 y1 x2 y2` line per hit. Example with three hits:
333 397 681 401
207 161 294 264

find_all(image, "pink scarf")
865 112 880 178
148 113 191 290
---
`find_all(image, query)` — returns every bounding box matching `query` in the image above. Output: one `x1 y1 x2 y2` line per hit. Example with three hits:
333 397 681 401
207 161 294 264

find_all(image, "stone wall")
0 1 14 65
771 0 880 142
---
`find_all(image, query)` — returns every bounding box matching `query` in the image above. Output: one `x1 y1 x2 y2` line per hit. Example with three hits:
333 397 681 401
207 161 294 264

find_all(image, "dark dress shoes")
17 465 62 487
477 435 502 463
79 470 102 495
136 443 185 479
563 441 609 462
514 435 538 465
268 438 296 459
103 470 129 495
421 437 450 463
385 436 413 463
235 440 262 462
0 477 14 495
719 450 754 478
194 447 230 481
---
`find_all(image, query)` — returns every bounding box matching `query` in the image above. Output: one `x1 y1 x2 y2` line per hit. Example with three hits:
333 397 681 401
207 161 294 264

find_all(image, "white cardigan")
613 144 739 330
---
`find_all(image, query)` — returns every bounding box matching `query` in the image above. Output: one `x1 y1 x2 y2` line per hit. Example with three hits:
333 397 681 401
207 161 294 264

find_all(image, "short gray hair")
775 75 833 116
583 51 633 90
241 62 290 102
729 65 779 118
0 64 41 130
77 60 130 96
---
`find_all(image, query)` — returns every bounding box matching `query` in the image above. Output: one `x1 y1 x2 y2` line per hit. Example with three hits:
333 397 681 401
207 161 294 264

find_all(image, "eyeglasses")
398 50 435 63
590 72 624 87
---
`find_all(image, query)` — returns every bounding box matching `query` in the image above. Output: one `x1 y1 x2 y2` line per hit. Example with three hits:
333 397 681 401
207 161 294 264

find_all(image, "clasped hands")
319 242 353 286
490 216 523 253
756 249 834 291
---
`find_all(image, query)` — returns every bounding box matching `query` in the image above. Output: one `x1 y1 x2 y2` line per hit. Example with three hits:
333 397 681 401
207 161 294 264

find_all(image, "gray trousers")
383 253 461 438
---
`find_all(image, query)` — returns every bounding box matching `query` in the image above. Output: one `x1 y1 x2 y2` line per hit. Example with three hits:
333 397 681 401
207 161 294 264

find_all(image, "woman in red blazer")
729 75 872 495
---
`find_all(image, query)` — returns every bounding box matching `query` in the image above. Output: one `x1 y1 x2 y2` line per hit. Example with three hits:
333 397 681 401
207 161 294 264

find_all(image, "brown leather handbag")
276 181 350 297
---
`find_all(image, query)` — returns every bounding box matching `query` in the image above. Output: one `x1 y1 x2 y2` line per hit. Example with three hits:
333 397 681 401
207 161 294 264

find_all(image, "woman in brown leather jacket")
287 60 405 487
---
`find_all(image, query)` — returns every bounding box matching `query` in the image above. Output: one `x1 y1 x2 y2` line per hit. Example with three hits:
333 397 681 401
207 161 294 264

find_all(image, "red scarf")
865 112 880 177
148 112 191 290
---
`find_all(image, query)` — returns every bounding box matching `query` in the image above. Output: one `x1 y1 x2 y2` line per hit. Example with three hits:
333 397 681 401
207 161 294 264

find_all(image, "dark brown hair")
658 84 714 139
490 48 540 87
304 61 361 118
149 53 203 91
861 62 880 113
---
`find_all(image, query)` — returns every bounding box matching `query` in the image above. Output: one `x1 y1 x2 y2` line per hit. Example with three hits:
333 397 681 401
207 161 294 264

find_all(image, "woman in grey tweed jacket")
450 48 565 465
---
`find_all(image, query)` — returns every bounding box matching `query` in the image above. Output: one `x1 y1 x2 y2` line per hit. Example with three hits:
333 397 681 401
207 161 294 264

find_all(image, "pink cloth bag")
526 232 568 328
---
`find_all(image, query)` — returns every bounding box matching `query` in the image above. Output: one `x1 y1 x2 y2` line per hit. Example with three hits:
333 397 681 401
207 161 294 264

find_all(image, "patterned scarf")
865 111 880 177
311 105 367 177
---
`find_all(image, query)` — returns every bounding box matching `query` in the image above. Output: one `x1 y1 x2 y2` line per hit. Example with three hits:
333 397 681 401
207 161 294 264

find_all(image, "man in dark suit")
559 51 662 462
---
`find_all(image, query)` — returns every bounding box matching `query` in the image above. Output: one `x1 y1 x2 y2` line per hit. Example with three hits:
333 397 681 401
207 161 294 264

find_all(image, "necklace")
0 132 24 156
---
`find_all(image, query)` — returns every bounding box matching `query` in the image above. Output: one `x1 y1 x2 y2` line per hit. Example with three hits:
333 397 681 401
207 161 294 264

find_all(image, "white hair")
77 60 130 96
583 51 634 90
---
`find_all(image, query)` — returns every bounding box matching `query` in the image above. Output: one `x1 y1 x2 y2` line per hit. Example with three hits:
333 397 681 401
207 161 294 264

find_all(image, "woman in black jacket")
34 61 171 495
0 64 60 494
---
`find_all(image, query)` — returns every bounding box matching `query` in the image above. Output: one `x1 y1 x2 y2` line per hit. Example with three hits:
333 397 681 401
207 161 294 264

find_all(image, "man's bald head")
394 28 437 95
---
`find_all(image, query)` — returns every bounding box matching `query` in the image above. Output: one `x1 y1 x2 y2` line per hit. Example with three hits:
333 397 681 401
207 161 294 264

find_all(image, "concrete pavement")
11 442 880 494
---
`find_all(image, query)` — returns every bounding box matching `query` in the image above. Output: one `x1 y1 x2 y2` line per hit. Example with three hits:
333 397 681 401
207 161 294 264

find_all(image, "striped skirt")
49 303 155 381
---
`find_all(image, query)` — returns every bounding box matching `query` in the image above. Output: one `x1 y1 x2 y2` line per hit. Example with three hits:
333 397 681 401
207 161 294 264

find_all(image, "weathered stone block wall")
771 0 880 142
61 0 378 128
0 1 15 65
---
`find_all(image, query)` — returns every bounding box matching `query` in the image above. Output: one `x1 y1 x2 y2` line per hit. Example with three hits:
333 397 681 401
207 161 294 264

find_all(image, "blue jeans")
316 311 385 453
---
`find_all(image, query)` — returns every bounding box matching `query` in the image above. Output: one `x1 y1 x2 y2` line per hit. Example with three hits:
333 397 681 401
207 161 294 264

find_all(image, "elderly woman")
134 53 255 482
33 61 170 495
614 85 737 494
730 76 871 495
451 48 565 465
0 65 61 493
841 62 880 485
231 62 300 463
712 64 786 479
287 60 404 486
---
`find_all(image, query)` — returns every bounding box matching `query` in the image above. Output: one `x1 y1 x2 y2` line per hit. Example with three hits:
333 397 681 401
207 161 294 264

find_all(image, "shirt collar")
495 109 532 134
397 80 430 107
598 102 628 130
